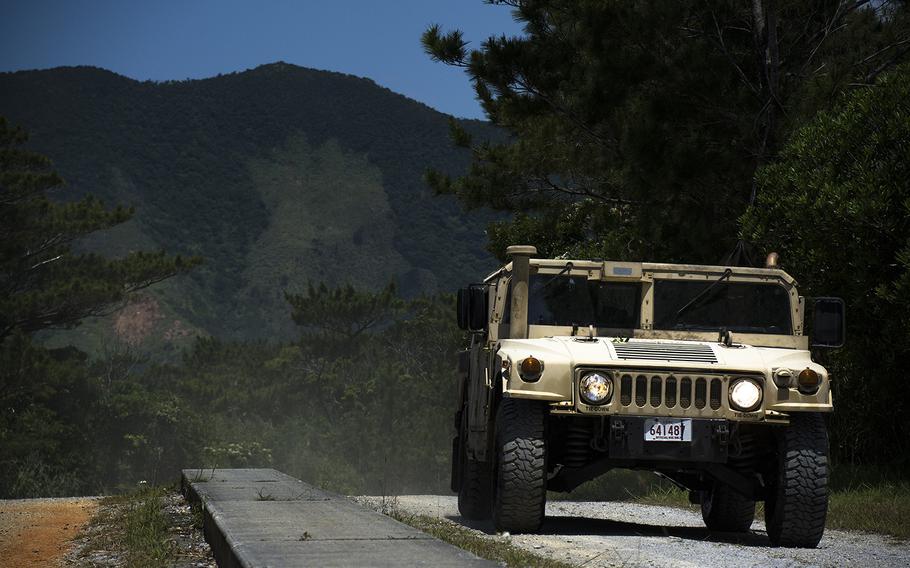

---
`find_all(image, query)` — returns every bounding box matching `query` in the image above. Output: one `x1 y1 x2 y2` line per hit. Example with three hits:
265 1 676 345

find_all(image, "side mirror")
468 285 488 332
456 285 488 332
456 288 470 330
811 297 845 348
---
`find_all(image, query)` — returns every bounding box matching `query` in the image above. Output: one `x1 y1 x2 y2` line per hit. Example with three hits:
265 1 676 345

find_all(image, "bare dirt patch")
114 294 165 345
0 497 98 567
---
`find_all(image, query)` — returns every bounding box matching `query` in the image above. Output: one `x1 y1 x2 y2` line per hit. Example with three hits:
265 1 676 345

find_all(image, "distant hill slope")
0 63 498 351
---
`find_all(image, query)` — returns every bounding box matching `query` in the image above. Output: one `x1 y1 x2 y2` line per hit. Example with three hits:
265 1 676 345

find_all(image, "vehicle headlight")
518 356 544 382
579 372 613 405
729 378 762 411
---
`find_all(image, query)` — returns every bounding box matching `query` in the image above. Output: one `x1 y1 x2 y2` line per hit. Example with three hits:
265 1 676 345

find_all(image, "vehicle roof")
484 258 796 285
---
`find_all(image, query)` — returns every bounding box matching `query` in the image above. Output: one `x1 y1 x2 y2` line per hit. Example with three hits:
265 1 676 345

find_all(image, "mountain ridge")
0 62 498 352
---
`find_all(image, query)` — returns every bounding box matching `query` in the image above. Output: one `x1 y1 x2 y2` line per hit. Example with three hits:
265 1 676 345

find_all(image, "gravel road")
359 495 910 568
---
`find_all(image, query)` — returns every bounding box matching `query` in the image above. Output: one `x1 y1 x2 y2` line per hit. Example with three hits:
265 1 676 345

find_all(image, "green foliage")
741 65 910 464
0 331 102 496
0 122 200 496
123 486 174 567
0 117 199 342
0 331 209 497
827 481 910 539
0 285 464 498
286 281 405 353
423 1 910 262
241 136 412 341
0 64 500 350
78 486 177 567
203 442 273 469
630 464 910 539
133 289 462 495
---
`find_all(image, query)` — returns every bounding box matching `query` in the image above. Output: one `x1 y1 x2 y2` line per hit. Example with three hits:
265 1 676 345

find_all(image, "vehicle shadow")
447 514 770 547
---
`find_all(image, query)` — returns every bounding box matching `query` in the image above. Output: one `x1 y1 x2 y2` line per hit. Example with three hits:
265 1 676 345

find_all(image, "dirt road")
364 495 910 568
0 497 98 567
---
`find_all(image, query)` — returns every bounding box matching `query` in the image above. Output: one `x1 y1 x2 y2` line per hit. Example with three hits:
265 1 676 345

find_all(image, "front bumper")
608 416 730 463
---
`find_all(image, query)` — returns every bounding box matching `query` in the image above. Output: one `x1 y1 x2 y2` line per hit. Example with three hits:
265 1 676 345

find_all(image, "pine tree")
0 117 200 496
0 117 200 343
423 0 910 263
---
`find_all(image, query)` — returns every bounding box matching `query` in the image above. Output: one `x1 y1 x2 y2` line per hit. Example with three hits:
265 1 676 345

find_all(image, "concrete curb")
181 468 494 567
181 471 249 568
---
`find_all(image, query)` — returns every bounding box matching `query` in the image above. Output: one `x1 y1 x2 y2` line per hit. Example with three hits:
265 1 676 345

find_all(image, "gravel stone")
360 495 910 568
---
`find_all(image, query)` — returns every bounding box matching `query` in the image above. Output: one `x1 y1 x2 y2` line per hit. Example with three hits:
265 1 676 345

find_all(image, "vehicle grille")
618 372 726 413
612 342 718 364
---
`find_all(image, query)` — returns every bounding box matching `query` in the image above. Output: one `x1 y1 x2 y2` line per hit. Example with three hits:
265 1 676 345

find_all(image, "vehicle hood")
497 336 822 376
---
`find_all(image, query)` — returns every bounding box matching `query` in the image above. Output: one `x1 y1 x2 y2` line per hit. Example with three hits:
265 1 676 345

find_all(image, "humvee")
451 246 844 548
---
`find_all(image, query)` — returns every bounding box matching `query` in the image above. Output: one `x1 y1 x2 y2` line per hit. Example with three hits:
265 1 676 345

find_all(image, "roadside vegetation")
75 486 177 567
120 487 175 566
616 466 910 540
824 467 910 539
1 282 463 497
388 509 573 568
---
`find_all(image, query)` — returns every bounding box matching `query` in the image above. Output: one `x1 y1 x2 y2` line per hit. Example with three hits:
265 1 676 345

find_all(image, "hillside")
0 63 499 351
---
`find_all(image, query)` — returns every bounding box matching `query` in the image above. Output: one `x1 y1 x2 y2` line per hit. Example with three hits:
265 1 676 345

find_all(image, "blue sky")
0 0 523 119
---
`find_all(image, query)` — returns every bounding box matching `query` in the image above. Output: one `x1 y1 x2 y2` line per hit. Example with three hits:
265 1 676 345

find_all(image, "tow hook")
611 419 626 442
713 422 730 446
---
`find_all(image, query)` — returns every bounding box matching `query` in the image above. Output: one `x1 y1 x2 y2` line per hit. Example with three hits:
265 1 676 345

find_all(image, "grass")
825 465 910 539
79 485 176 567
255 488 276 501
827 482 910 538
389 511 574 568
632 484 693 509
551 469 679 503
122 486 174 565
625 465 910 540
189 499 205 531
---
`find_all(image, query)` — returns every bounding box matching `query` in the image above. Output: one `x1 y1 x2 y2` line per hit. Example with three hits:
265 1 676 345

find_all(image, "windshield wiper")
541 262 574 291
673 268 733 323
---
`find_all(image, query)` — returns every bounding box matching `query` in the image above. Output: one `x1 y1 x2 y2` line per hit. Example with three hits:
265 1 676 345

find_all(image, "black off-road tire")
492 398 547 533
456 409 491 520
765 413 829 548
701 483 756 533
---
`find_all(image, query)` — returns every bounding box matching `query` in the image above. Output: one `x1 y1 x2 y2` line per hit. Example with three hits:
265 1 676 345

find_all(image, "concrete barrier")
181 468 494 567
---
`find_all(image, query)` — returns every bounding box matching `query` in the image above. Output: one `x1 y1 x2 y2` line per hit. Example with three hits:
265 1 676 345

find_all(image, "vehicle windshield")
653 280 792 334
524 274 640 328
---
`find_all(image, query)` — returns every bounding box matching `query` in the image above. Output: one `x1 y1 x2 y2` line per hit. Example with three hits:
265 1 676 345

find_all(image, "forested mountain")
0 63 498 351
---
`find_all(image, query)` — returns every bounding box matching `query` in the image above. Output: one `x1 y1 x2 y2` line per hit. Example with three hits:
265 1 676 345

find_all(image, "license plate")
644 418 692 442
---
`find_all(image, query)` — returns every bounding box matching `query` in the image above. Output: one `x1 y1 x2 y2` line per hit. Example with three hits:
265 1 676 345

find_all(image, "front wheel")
701 482 755 533
764 413 829 548
492 398 547 533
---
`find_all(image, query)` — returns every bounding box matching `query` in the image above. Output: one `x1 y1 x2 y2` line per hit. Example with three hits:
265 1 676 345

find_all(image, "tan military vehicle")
451 245 844 548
